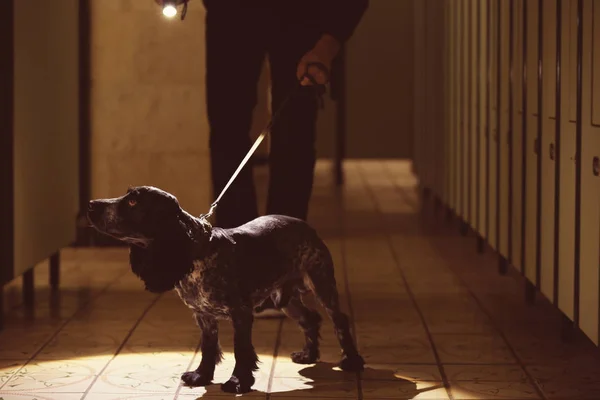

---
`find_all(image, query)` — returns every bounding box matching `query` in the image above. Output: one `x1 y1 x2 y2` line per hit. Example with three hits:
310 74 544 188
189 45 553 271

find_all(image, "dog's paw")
339 353 365 372
181 370 213 387
290 349 319 364
221 374 254 394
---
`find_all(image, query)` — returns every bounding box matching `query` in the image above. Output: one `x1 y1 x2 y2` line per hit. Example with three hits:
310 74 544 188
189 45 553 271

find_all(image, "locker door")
448 0 457 211
498 0 511 260
470 0 479 229
444 0 452 206
430 0 445 199
524 0 540 285
511 0 525 270
458 0 466 220
13 0 79 277
557 0 578 321
478 0 489 238
488 0 499 249
424 0 434 195
540 0 558 302
413 0 424 185
578 0 600 345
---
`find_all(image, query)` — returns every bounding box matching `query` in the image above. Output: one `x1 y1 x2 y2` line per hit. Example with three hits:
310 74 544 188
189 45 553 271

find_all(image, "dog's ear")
129 217 194 293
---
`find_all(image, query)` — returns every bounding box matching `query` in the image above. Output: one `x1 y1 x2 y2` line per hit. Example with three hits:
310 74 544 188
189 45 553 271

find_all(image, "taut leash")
199 62 329 222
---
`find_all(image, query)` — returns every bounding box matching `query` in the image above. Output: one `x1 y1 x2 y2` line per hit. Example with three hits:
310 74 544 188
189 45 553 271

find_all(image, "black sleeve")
319 0 369 44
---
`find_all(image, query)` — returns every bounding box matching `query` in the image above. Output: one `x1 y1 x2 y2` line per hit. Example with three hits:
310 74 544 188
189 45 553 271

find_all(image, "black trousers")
205 1 322 229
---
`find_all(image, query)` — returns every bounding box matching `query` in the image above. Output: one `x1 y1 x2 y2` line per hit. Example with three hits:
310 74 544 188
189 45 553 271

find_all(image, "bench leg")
498 255 508 275
525 280 536 305
50 251 60 291
23 268 34 309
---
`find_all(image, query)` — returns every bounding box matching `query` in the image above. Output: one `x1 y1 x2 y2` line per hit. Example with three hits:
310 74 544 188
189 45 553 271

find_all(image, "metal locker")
429 0 445 200
413 0 425 186
453 0 462 215
498 0 511 261
444 0 452 207
511 0 525 271
539 0 558 302
457 0 465 219
449 0 458 213
488 0 499 250
478 0 489 239
578 0 600 345
462 0 471 225
470 0 479 229
425 0 436 196
524 0 541 286
451 0 457 207
557 0 578 321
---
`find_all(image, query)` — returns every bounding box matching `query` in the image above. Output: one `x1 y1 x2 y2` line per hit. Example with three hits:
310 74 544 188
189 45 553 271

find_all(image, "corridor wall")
413 0 600 346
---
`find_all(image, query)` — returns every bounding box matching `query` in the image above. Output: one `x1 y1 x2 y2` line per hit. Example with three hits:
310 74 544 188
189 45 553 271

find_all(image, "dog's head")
88 186 209 293
87 186 184 247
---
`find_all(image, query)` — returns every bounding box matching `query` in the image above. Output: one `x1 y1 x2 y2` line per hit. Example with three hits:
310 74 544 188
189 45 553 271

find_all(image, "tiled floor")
2 159 600 400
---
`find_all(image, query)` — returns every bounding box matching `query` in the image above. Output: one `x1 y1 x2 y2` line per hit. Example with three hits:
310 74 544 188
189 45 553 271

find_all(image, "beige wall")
316 0 415 159
90 0 210 216
347 0 414 158
90 1 415 215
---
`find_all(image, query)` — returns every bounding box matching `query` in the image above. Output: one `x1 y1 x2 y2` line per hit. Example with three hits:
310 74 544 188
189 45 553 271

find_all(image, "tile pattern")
1 160 600 400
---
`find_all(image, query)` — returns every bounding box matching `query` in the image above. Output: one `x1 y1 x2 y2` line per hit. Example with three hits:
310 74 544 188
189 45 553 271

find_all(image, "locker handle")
549 143 555 161
593 157 599 177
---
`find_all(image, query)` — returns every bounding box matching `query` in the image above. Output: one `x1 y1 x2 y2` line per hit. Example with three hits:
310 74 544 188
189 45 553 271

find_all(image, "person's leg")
252 12 321 320
205 3 267 229
265 13 321 221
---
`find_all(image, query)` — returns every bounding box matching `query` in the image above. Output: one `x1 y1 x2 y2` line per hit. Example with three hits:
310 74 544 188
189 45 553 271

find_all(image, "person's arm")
319 0 369 45
297 0 369 85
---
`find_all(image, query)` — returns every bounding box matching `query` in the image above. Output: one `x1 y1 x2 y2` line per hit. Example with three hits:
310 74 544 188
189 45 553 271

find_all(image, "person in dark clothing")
205 0 368 228
159 0 369 317
203 0 368 318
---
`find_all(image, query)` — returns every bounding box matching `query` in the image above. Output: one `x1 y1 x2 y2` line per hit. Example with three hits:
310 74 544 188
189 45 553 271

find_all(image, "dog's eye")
128 199 137 207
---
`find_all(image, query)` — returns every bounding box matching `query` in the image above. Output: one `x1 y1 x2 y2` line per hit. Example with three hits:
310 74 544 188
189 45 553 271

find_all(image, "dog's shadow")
197 362 441 398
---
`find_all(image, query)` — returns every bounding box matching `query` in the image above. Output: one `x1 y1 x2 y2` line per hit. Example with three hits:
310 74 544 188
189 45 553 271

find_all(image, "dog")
87 186 365 394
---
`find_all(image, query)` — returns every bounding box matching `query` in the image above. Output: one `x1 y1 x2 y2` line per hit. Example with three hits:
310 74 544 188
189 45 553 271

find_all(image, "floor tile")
0 394 84 400
433 334 517 365
361 380 448 399
449 381 542 399
363 363 442 382
444 364 528 382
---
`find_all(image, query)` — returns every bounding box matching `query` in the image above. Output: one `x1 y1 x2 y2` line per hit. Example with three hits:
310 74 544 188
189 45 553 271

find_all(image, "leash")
199 62 329 222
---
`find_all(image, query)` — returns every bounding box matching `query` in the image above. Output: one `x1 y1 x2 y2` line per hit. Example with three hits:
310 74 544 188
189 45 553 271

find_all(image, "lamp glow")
162 4 177 18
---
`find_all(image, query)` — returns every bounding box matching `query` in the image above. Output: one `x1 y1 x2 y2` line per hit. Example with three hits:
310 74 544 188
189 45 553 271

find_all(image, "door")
498 0 511 260
557 0 578 321
578 0 600 345
13 0 80 277
511 0 525 270
539 0 558 302
488 0 499 249
524 0 541 285
478 0 489 239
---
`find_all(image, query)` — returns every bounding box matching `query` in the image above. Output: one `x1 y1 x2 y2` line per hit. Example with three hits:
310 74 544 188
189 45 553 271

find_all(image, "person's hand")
297 34 341 86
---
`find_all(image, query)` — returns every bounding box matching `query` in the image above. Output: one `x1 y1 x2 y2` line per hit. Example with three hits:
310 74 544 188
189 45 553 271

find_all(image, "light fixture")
160 0 188 20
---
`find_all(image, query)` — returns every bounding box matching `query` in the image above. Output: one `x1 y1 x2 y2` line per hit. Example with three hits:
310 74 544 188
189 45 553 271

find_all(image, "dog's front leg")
221 308 258 394
181 314 222 387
